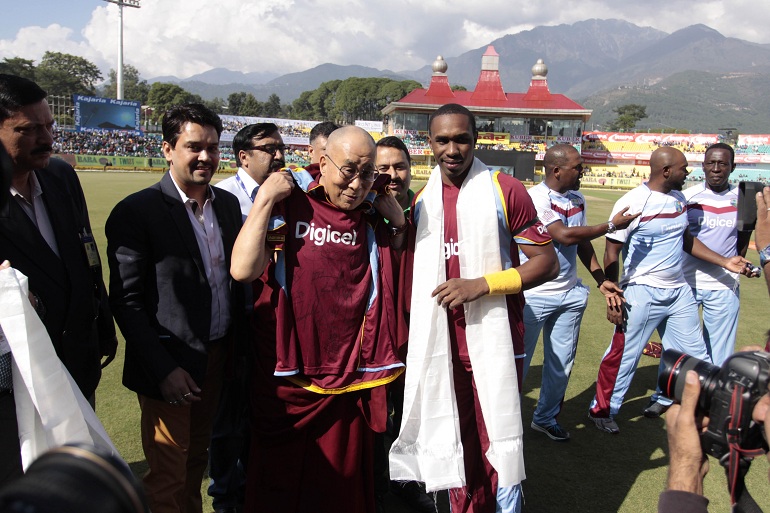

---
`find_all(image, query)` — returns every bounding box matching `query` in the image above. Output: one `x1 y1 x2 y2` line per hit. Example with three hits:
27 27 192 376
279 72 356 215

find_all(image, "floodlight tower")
103 0 141 100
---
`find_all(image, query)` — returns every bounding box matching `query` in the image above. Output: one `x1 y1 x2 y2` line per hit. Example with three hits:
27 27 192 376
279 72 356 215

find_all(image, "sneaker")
642 399 670 418
530 421 570 442
390 480 435 513
588 413 620 434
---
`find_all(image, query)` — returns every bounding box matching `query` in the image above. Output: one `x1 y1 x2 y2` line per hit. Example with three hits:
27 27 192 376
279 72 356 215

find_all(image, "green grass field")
78 171 770 513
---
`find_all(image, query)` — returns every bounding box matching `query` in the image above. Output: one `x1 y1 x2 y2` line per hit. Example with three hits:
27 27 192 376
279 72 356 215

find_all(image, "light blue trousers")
522 284 589 426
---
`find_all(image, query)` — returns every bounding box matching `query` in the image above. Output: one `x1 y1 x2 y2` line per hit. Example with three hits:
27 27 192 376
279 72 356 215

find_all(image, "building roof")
383 47 591 121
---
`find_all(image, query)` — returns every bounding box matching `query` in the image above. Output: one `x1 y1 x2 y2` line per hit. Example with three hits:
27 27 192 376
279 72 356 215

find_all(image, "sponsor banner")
580 175 644 189
582 158 607 165
412 165 433 177
355 120 384 133
71 154 168 169
607 158 635 165
477 132 510 145
408 148 433 156
394 129 429 136
73 95 141 135
735 155 770 164
738 135 770 145
583 131 718 146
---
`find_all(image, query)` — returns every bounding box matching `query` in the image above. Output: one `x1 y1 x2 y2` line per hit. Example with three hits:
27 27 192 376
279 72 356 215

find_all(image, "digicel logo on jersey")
698 216 735 229
295 221 358 246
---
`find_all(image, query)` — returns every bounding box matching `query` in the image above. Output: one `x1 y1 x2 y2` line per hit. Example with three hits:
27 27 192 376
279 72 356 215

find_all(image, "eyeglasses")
325 155 379 183
703 161 730 169
248 144 286 155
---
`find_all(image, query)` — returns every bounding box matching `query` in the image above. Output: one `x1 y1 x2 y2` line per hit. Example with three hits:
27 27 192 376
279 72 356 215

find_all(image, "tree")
290 91 314 120
204 97 226 114
103 64 150 104
36 52 102 96
227 92 249 115
608 104 648 132
0 57 36 81
240 94 262 116
146 82 202 122
262 94 282 117
451 84 468 91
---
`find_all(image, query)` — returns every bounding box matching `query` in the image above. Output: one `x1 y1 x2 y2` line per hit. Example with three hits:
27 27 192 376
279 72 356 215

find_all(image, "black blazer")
106 171 245 400
0 158 115 398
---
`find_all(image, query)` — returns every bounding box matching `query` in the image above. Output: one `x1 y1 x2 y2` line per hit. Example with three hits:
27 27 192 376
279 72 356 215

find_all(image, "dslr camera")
659 349 770 460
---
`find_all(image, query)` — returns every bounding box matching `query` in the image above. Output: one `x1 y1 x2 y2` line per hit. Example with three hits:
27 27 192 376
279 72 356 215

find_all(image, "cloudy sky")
3 0 770 81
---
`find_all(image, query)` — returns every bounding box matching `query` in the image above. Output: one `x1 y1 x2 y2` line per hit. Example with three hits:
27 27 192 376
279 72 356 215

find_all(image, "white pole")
117 2 124 99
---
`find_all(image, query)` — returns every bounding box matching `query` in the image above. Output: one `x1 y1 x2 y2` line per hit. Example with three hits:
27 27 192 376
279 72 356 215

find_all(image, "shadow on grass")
521 364 669 513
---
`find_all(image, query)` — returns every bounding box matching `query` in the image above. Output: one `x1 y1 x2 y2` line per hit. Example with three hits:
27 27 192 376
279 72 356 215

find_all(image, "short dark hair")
0 74 47 123
428 103 477 139
309 121 339 145
233 123 279 166
543 144 578 174
376 136 411 165
704 142 735 165
162 103 223 148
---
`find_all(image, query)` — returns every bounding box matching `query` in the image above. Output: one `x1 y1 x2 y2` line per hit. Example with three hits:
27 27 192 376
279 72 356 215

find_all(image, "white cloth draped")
389 158 525 491
0 266 119 470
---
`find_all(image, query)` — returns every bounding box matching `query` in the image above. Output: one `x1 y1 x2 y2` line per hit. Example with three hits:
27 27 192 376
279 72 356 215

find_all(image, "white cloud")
2 0 770 81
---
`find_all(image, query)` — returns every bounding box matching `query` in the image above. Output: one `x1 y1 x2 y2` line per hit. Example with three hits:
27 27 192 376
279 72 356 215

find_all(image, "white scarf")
389 158 525 491
0 267 119 470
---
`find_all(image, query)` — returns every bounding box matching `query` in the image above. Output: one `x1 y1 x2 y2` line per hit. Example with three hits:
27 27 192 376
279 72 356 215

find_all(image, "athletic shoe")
642 399 670 418
530 421 570 442
588 413 620 434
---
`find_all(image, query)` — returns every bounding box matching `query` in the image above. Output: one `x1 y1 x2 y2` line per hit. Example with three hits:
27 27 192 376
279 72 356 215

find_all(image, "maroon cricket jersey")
417 171 551 369
258 172 404 393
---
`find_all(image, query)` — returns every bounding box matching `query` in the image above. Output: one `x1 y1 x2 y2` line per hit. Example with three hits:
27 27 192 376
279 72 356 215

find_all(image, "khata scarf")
389 158 525 491
0 267 119 470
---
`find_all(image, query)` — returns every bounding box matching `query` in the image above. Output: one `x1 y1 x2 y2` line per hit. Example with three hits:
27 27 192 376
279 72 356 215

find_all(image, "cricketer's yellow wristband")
483 268 522 295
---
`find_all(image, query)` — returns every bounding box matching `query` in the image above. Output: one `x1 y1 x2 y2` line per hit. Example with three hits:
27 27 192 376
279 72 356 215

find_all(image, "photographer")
659 186 770 512
659 367 770 512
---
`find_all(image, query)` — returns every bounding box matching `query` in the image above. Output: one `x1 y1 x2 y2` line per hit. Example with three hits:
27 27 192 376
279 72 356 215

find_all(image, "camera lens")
658 350 720 411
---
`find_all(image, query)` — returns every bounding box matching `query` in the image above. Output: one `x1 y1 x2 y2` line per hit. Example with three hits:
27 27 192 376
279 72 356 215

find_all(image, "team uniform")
682 183 741 365
521 182 590 428
406 168 551 513
589 185 708 418
244 168 404 513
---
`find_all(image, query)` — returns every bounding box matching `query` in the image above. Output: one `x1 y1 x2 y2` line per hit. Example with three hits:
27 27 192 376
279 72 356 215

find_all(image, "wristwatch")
759 244 770 267
606 221 617 234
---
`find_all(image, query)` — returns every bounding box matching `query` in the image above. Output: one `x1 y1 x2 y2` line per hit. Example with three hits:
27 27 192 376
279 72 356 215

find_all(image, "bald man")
587 147 751 434
231 126 408 513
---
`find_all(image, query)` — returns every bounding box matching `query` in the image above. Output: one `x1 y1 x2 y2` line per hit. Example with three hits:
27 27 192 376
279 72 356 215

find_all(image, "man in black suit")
106 104 244 513
0 74 117 486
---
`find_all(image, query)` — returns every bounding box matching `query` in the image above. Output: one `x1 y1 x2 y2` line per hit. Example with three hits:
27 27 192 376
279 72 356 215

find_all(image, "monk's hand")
373 193 406 227
432 278 489 309
259 169 295 203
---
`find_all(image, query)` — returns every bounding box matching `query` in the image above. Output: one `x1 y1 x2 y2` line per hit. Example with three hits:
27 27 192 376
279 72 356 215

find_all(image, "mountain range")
149 19 770 133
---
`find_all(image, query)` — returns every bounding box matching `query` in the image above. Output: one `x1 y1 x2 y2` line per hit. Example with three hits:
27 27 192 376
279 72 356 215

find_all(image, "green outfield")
78 171 770 513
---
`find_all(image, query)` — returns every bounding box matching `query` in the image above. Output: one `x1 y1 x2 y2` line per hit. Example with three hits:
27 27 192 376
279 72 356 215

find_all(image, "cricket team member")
522 144 639 442
587 147 751 434
682 142 751 366
390 104 558 513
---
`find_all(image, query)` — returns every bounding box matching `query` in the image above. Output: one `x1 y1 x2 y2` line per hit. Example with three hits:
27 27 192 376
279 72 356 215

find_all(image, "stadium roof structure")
382 46 592 122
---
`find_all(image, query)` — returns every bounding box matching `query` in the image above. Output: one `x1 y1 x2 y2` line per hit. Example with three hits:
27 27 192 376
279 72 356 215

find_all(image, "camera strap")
723 384 765 513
